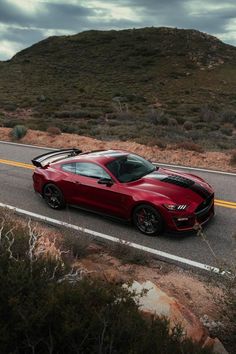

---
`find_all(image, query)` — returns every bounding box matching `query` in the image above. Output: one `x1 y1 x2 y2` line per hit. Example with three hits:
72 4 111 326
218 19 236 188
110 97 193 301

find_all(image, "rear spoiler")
32 148 82 168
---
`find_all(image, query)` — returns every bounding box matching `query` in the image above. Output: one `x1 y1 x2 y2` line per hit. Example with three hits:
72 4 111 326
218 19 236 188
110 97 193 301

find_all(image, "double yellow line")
215 199 236 209
0 158 34 170
0 158 236 210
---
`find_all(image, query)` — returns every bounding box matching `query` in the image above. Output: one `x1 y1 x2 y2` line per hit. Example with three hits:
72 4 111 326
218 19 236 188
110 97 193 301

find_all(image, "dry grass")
175 141 205 153
46 126 62 136
0 127 235 172
230 150 236 166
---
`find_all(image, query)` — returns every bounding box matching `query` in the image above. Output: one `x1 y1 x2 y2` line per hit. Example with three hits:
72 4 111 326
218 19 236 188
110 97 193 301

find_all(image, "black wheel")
43 184 65 210
133 204 163 236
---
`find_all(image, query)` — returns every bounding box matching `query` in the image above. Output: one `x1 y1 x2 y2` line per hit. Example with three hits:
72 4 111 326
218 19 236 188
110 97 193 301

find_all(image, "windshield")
106 154 156 183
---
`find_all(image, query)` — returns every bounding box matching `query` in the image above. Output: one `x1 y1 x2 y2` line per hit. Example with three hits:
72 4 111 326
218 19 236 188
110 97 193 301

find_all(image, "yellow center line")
215 199 236 206
215 202 236 209
0 158 235 209
0 158 34 170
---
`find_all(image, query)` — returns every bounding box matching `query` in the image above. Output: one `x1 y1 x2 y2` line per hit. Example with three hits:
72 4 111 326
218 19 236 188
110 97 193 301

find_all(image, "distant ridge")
0 27 235 149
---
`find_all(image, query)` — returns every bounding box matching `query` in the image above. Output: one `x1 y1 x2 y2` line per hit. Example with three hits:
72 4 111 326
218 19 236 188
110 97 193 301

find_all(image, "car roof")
56 149 129 165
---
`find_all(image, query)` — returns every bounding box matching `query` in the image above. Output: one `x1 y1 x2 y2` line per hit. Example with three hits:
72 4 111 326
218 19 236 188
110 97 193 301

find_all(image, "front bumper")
166 195 214 232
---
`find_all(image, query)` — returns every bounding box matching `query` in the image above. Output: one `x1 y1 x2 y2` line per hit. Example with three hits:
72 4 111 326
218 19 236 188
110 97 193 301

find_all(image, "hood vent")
146 173 211 199
162 175 195 188
160 175 211 199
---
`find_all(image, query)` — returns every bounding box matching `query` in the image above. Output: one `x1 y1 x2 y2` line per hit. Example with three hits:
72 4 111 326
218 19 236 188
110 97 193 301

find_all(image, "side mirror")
97 177 113 186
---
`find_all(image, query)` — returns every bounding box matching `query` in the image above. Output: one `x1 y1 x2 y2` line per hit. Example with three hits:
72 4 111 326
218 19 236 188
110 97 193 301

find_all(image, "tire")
133 204 163 236
43 183 66 210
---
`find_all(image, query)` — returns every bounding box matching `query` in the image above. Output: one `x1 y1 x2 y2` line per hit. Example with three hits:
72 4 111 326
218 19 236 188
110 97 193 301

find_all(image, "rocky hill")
0 27 235 149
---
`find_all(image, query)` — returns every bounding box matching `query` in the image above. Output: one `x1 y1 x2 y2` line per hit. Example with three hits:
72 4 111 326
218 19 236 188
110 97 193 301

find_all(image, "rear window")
62 163 76 173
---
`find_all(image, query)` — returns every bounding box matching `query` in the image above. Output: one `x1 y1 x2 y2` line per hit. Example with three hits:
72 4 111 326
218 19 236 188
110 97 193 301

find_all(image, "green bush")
0 211 212 354
61 229 92 258
11 125 28 140
220 125 233 136
183 121 193 130
110 240 150 265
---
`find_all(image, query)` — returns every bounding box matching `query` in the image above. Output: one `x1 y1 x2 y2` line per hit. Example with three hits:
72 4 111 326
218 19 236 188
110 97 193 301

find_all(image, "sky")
0 0 236 60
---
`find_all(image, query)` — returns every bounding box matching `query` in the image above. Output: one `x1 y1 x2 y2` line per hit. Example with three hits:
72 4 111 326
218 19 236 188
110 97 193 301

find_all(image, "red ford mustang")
32 149 214 236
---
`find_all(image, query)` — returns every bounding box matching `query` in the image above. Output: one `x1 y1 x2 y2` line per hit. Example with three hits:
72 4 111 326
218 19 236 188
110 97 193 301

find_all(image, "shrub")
176 141 204 153
148 138 167 149
219 110 236 124
220 124 233 136
0 211 212 354
168 117 178 126
4 102 17 111
199 105 216 122
147 110 165 125
11 125 28 140
110 240 150 265
183 121 193 130
61 229 92 258
46 126 62 136
230 150 236 165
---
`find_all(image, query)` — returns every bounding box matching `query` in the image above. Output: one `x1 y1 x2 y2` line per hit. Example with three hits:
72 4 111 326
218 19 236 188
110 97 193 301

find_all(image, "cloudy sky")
0 0 236 60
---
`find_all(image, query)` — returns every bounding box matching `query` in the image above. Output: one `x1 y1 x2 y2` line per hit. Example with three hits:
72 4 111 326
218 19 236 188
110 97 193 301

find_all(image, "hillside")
0 27 236 149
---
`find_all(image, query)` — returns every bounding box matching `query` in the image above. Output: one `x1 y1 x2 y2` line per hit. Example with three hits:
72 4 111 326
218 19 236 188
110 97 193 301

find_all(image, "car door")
63 162 126 218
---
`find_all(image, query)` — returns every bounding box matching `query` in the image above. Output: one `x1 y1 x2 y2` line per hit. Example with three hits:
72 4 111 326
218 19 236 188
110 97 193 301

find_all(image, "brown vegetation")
0 127 235 172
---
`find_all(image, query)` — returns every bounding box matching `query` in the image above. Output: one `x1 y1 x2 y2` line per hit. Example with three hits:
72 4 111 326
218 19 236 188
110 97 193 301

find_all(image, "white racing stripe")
0 201 226 275
1 140 236 176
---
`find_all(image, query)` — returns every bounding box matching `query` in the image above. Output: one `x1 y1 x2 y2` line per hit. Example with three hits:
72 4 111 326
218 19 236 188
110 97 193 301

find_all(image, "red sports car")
32 149 214 236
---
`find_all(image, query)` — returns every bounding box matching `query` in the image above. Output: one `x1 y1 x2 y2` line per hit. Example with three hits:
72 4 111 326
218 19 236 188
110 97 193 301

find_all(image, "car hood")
129 167 213 204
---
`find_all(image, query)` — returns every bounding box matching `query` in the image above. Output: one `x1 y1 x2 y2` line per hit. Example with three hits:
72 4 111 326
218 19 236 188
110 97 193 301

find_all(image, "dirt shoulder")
0 127 235 172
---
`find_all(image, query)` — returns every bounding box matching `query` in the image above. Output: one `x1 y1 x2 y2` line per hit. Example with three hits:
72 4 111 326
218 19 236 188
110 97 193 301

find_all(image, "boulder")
128 280 208 344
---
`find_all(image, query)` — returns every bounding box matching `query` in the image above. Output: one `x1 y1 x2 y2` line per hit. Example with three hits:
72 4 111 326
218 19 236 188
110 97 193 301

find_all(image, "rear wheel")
133 204 163 236
43 184 65 210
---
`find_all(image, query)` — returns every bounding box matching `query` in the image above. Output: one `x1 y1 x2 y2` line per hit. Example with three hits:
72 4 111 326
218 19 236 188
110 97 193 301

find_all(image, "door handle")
73 181 80 184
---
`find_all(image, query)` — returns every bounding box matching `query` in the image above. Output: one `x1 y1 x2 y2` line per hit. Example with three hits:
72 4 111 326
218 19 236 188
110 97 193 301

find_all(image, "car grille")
195 194 214 224
195 193 214 213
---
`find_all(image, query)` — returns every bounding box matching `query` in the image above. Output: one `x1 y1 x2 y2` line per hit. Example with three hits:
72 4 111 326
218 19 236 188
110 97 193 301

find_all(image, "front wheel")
43 183 65 210
133 204 163 236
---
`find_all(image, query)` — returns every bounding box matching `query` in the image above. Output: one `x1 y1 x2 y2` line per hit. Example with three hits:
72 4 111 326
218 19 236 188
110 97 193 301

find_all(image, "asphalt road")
0 141 236 267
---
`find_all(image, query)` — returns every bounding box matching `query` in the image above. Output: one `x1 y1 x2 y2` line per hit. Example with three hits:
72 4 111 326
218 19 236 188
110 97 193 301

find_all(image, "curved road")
0 141 236 268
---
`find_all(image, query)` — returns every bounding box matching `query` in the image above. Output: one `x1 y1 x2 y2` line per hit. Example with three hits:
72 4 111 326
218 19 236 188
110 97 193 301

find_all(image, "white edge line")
154 163 236 177
1 140 235 177
0 140 57 151
0 201 226 275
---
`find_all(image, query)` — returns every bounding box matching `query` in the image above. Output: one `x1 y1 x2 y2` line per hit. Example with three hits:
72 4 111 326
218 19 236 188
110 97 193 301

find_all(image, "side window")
75 162 110 179
62 163 76 173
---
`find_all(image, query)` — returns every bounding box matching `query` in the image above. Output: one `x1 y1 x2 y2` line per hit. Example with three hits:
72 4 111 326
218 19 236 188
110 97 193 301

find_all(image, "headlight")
163 204 188 211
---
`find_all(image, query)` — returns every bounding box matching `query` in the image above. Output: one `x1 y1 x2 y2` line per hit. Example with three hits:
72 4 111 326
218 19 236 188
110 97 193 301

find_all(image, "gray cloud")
0 27 44 46
0 1 95 29
0 1 32 25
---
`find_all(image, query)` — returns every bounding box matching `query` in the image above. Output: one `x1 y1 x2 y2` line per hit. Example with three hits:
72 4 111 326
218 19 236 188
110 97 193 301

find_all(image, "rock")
212 338 229 354
127 281 208 344
203 337 229 354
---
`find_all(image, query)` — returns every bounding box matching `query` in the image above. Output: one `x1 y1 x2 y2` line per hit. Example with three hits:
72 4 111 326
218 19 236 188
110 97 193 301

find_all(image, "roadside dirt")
0 127 235 172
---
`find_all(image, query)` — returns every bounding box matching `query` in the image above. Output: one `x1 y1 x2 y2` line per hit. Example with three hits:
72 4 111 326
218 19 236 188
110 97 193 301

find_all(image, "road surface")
0 140 235 268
